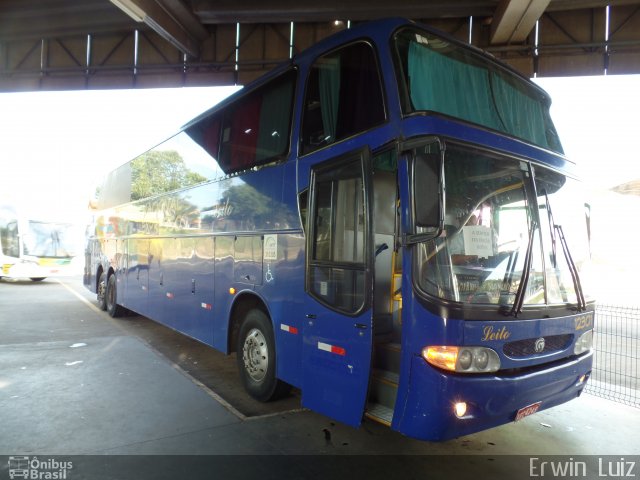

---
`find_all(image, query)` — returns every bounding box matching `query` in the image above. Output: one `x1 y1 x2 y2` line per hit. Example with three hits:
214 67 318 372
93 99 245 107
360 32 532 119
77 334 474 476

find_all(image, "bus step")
373 342 401 373
365 402 394 427
373 313 393 337
370 368 399 411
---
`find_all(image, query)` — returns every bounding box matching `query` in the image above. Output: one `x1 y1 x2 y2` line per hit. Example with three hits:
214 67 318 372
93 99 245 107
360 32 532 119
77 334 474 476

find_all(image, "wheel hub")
242 328 268 382
98 279 106 301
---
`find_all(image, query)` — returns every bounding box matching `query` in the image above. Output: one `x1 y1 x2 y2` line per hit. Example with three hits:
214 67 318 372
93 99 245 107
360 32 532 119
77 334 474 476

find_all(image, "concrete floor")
0 276 638 479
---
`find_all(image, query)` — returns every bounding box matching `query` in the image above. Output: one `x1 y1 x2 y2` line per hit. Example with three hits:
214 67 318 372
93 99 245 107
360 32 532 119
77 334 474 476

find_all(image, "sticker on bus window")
462 225 494 258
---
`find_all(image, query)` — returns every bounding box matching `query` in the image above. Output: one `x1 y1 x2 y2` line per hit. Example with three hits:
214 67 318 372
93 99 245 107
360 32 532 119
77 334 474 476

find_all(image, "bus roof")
182 17 551 134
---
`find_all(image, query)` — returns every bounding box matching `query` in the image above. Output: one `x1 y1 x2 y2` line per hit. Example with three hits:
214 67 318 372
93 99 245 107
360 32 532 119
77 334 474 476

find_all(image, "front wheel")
29 277 46 282
236 309 290 402
106 273 124 318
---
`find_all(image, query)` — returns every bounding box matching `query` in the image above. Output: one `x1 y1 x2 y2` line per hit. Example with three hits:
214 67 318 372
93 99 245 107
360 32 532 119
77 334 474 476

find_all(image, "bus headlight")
422 346 501 373
574 330 593 355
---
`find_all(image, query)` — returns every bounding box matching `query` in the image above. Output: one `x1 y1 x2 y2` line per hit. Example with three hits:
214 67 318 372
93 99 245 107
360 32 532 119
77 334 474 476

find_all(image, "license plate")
515 402 542 421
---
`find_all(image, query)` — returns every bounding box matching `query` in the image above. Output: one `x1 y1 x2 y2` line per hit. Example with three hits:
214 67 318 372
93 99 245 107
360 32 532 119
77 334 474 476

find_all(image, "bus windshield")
414 143 592 311
393 27 563 154
23 221 76 258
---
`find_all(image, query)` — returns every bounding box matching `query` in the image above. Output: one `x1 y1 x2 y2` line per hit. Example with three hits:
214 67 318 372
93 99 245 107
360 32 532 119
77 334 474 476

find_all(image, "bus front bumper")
1 260 71 279
393 351 593 441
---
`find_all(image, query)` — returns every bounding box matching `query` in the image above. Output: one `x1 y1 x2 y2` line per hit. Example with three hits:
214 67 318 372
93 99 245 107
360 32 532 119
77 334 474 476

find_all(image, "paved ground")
0 276 639 479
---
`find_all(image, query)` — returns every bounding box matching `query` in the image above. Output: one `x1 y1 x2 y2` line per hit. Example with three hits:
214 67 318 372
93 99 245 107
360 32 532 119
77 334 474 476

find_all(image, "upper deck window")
187 69 296 175
393 28 563 154
301 42 386 155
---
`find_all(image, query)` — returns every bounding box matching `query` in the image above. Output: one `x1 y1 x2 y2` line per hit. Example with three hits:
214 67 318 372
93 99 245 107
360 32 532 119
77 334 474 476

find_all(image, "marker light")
422 346 501 373
574 330 593 355
229 287 236 295
454 402 467 418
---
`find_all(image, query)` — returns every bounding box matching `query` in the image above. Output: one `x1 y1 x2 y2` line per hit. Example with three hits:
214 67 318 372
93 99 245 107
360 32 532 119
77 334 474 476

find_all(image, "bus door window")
308 157 367 313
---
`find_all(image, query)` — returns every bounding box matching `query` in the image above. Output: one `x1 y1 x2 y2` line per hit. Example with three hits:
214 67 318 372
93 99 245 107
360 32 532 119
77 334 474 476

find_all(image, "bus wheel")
106 273 124 318
29 277 46 282
97 272 108 311
237 309 290 402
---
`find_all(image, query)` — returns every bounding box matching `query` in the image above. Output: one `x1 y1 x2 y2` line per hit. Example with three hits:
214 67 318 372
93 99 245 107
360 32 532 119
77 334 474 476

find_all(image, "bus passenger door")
301 151 373 427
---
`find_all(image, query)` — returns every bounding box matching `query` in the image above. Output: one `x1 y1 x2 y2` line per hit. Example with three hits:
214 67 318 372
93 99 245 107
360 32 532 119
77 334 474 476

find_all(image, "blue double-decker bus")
85 18 594 441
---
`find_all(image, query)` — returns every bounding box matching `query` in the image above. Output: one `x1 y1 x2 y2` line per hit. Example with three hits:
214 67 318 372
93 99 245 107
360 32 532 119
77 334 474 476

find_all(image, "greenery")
131 150 207 201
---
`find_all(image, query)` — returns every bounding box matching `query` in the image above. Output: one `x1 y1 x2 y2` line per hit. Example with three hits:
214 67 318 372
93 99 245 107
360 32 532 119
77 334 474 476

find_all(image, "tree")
130 150 207 200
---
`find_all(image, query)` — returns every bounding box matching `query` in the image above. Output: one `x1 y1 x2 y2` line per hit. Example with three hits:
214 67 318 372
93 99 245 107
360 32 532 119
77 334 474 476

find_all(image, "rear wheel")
236 309 290 402
29 277 46 282
97 271 107 311
106 273 124 318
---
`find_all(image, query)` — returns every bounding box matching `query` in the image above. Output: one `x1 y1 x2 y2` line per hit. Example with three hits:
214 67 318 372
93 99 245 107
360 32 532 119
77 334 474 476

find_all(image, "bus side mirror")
413 153 443 230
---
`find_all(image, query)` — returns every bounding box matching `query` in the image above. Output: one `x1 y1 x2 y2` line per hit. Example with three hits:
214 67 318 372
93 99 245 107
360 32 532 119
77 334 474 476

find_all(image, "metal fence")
584 304 640 408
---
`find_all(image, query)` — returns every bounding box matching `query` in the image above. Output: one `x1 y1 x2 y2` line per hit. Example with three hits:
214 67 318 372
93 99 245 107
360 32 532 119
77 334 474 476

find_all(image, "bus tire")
97 271 108 311
106 273 124 318
236 309 290 402
29 277 46 282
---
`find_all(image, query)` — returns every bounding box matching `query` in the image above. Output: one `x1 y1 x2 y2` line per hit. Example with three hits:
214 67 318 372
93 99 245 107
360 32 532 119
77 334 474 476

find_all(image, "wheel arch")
227 291 271 354
95 263 115 291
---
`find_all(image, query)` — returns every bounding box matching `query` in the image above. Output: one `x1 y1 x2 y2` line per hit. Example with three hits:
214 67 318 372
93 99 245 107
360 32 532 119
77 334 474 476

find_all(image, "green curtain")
256 75 294 162
408 42 503 132
407 40 556 151
490 74 549 150
318 56 340 144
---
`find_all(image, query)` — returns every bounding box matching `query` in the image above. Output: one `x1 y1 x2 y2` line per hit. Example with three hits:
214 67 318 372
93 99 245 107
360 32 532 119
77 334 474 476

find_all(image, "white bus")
0 205 79 281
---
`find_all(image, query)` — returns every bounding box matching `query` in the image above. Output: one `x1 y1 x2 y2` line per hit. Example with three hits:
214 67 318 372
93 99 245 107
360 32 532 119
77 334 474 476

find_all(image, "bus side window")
3 221 20 258
219 71 296 174
186 70 296 176
301 42 386 155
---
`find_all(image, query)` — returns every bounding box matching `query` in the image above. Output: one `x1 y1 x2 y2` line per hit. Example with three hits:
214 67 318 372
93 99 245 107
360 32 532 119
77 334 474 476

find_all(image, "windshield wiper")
543 191 558 269
503 218 537 317
543 191 587 312
555 224 587 311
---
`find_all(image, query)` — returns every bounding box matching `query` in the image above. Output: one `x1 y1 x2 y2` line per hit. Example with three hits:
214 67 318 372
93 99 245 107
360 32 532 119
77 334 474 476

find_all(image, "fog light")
454 402 467 418
579 374 587 384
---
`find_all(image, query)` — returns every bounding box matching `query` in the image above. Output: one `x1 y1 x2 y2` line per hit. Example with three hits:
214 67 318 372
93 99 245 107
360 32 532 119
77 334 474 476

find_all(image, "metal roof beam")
191 0 496 24
110 0 204 57
491 0 550 44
